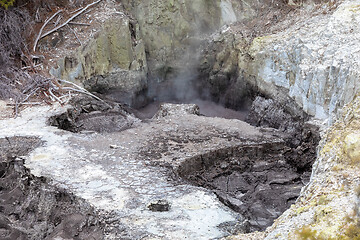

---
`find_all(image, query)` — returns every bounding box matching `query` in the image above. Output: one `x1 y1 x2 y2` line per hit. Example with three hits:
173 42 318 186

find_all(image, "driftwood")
37 0 102 45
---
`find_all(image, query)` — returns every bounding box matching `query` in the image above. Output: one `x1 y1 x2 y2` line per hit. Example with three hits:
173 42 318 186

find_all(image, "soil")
0 136 105 240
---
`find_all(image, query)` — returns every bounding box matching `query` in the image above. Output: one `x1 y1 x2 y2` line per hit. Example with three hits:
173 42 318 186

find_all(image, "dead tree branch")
55 78 106 103
33 10 63 52
38 0 102 42
69 22 90 26
68 25 82 46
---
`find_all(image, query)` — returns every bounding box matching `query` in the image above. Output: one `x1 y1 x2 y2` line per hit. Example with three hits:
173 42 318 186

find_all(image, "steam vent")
1 0 360 239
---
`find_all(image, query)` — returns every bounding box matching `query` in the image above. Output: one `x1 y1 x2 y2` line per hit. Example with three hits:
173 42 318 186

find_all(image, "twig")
70 7 83 14
69 22 91 26
52 78 108 105
61 87 105 103
56 78 86 90
21 87 40 103
7 102 42 106
35 7 41 23
54 14 63 27
14 100 19 118
48 88 63 104
68 25 82 46
33 10 63 52
39 0 103 41
21 64 42 70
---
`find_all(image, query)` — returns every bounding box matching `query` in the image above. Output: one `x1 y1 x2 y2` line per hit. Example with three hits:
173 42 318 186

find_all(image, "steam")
146 36 206 104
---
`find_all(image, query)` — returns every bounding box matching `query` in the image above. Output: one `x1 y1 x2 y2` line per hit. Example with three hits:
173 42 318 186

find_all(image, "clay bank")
1 0 360 239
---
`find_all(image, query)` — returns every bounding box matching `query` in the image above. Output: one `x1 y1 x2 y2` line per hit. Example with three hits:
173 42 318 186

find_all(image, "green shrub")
0 0 15 9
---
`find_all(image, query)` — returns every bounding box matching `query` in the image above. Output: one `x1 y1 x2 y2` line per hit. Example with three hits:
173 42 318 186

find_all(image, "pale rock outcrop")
246 1 360 122
202 0 360 122
261 94 360 240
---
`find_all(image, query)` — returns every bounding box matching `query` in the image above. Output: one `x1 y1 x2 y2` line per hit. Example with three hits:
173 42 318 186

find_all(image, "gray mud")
179 142 307 232
3 95 320 238
135 99 248 120
48 96 139 133
177 96 320 232
0 136 107 240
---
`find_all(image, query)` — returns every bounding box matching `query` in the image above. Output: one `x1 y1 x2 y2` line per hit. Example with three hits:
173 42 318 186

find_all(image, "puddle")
136 99 248 121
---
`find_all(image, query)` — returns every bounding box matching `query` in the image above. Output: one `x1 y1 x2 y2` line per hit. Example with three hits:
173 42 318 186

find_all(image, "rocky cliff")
48 8 148 107
258 94 360 240
200 0 359 122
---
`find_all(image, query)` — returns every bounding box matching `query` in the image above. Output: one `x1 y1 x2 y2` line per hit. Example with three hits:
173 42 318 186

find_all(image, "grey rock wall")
200 0 360 122
50 13 148 106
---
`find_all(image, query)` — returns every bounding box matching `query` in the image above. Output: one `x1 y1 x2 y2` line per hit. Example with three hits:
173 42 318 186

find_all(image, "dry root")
9 75 106 118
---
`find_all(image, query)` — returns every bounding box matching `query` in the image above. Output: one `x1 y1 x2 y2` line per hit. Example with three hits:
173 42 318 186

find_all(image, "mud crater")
47 86 320 234
178 142 309 232
48 96 139 133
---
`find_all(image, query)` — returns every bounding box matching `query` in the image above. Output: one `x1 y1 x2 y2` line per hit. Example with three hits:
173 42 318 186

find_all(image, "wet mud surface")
48 97 139 133
135 99 248 121
0 96 320 238
0 137 106 240
179 143 306 232
178 96 320 232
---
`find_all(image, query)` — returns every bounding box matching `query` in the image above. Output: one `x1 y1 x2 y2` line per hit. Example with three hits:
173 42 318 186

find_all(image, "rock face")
49 10 148 107
200 0 360 121
245 2 360 121
47 0 320 107
120 0 266 79
260 95 360 240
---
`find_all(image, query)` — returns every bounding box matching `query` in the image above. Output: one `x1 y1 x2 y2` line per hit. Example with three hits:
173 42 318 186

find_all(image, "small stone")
110 145 120 149
147 200 171 212
220 162 229 169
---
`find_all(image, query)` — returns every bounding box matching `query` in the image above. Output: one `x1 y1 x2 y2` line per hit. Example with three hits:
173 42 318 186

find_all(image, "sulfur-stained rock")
50 13 148 107
259 96 360 240
344 132 360 164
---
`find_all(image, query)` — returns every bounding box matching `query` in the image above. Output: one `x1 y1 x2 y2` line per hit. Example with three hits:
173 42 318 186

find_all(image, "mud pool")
0 95 319 239
135 99 248 121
